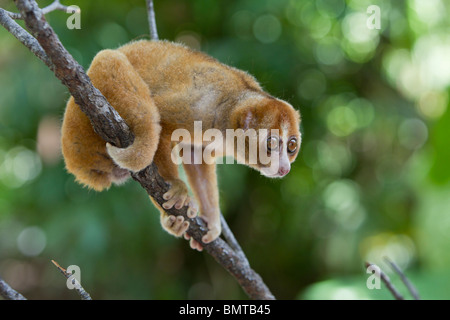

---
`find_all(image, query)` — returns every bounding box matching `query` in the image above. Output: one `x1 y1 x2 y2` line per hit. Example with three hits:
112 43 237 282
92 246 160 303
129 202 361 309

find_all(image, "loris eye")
287 138 298 153
267 136 279 151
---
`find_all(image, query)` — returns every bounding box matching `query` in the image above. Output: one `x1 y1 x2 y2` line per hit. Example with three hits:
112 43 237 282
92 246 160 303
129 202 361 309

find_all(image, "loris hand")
160 179 198 237
183 213 221 252
162 179 197 214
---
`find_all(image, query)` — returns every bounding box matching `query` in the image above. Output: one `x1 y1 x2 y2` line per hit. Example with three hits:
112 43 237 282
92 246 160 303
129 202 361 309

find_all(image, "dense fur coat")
61 40 301 249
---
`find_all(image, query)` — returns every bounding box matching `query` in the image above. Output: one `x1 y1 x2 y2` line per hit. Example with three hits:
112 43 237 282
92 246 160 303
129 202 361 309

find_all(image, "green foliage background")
0 0 449 299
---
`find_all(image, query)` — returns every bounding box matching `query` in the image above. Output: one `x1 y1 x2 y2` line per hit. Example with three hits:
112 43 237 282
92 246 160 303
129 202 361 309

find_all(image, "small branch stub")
146 0 159 40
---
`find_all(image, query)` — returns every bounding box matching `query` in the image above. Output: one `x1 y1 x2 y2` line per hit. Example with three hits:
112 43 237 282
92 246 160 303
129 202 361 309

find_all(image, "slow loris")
61 40 301 250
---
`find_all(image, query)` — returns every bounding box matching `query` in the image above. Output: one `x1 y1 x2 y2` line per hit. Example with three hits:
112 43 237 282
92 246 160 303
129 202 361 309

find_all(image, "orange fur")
61 40 301 247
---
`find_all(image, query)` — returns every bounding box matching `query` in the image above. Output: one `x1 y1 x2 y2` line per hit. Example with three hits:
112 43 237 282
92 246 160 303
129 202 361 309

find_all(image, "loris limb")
61 49 161 190
183 161 221 251
152 128 199 235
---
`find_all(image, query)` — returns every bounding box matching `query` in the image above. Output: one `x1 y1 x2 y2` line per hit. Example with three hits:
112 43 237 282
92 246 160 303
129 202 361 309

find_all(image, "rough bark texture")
0 8 51 67
0 277 27 300
1 0 275 300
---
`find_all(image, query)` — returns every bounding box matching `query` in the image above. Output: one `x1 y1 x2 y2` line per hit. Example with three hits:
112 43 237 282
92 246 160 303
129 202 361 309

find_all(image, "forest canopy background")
0 0 449 299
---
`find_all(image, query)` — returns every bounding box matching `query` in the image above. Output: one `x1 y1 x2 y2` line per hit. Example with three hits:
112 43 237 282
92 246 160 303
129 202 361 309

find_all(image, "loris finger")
185 198 198 218
183 233 203 251
163 215 189 236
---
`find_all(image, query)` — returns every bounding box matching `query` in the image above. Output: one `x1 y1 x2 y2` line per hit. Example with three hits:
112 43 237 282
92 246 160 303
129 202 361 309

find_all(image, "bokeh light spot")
17 226 46 257
327 106 358 137
253 14 282 44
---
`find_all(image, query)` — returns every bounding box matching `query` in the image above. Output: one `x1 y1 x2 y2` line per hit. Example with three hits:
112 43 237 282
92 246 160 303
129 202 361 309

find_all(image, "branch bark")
145 0 159 41
0 8 52 67
3 0 275 300
384 257 420 300
0 276 27 300
365 262 404 300
5 0 77 20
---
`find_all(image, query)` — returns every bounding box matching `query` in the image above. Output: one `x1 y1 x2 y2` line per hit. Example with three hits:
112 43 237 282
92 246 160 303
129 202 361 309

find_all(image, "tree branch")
3 0 275 300
145 0 158 41
384 257 420 300
0 8 52 67
220 214 246 260
5 0 77 20
0 276 27 300
365 262 404 300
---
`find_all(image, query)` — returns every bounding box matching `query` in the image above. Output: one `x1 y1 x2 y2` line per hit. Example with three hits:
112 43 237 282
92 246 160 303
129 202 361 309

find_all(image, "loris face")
234 97 301 178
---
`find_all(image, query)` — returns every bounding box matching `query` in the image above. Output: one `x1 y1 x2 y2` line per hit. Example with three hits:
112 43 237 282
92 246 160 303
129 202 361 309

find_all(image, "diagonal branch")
0 276 27 300
384 257 420 300
0 8 52 67
5 0 275 300
365 262 404 300
220 214 246 259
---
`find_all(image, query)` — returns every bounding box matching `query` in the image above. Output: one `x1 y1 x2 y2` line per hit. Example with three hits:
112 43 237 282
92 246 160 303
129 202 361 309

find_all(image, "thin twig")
6 0 78 19
365 262 404 300
0 8 52 67
0 276 27 300
51 260 92 300
146 0 158 40
384 257 420 300
220 214 246 261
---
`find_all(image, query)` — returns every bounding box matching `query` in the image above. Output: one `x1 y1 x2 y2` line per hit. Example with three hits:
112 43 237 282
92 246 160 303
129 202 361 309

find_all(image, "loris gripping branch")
61 40 301 250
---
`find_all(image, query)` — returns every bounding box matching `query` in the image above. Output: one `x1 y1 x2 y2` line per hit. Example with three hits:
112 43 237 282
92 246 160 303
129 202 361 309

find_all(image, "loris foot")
183 215 221 251
184 232 203 251
162 179 197 216
161 213 190 237
200 215 221 244
160 179 198 237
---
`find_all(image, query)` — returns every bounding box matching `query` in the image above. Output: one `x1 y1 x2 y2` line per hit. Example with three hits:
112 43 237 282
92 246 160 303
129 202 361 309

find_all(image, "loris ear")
294 109 301 123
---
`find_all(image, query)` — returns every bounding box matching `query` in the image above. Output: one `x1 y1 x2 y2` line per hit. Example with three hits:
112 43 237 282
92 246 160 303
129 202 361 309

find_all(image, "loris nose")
278 167 290 176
